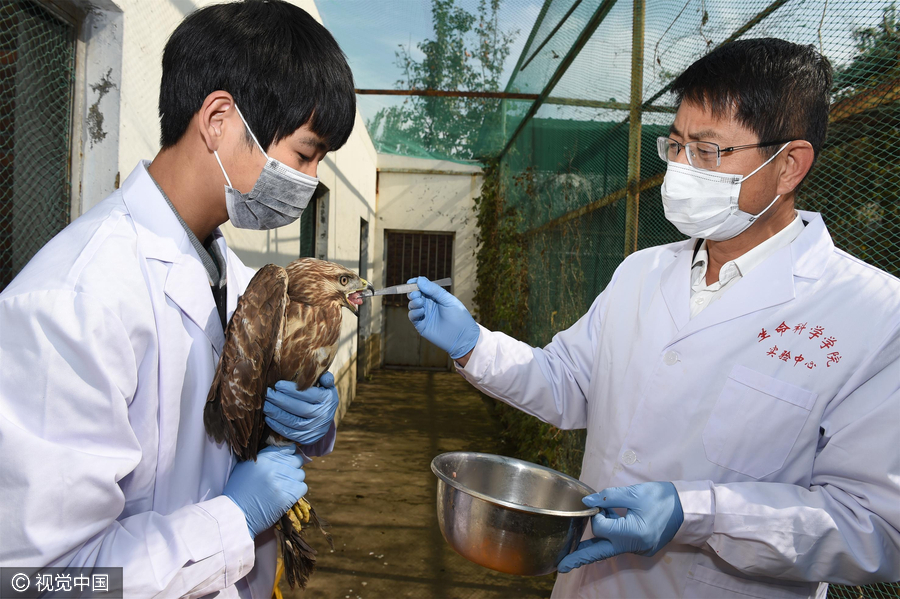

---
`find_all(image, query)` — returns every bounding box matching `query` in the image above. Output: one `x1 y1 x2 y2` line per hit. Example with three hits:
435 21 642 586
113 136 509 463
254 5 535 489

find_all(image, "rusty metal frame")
623 0 644 257
354 88 676 113
355 89 538 100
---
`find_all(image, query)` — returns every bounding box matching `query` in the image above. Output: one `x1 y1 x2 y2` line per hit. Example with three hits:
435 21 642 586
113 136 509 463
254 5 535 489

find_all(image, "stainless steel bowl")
431 451 598 576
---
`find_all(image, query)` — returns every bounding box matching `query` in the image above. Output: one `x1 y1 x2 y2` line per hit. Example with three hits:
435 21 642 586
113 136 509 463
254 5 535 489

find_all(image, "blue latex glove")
557 482 684 573
263 373 338 446
223 445 308 538
406 276 480 359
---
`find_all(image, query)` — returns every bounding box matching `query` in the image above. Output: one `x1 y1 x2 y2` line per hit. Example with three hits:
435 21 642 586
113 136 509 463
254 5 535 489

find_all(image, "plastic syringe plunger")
360 278 452 298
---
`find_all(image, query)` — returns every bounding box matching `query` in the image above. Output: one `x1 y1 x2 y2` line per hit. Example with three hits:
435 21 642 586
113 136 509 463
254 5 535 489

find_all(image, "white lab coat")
0 162 331 598
458 211 900 599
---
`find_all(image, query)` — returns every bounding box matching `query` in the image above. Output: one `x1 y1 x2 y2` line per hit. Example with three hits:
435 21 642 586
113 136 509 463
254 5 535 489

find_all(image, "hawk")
204 257 371 588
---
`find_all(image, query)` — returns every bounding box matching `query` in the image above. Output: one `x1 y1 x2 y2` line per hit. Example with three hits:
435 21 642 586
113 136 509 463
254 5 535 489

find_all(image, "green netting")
322 1 900 594
322 0 897 299
0 0 76 291
498 0 899 343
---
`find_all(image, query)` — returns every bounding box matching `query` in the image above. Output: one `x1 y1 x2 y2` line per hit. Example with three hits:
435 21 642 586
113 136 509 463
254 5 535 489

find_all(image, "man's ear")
777 140 815 196
196 91 235 152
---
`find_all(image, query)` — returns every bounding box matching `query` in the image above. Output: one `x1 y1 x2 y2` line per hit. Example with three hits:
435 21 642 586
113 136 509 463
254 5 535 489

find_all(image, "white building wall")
374 154 482 337
65 0 484 410
74 0 378 419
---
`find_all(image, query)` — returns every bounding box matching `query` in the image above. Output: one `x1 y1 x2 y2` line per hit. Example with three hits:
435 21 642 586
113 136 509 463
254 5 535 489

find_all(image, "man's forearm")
673 479 900 585
454 325 591 430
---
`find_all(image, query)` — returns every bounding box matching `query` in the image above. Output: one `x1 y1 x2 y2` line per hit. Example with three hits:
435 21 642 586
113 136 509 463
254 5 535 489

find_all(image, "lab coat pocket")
702 365 817 479
684 564 813 599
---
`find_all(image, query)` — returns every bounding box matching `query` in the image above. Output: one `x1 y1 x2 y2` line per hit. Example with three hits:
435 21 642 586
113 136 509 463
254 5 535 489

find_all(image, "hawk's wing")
204 264 288 461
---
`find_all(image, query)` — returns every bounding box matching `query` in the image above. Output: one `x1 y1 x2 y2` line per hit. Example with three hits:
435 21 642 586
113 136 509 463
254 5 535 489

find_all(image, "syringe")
360 278 452 298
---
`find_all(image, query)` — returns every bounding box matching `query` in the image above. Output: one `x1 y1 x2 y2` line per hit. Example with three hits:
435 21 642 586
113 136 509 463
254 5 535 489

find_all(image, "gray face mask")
214 104 319 230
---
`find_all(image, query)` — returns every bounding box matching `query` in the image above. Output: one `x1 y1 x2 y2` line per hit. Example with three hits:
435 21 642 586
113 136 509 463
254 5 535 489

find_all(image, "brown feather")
205 264 288 461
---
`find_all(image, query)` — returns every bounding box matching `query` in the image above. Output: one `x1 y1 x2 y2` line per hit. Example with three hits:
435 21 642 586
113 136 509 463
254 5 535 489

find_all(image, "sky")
316 0 543 126
316 0 543 89
316 0 891 131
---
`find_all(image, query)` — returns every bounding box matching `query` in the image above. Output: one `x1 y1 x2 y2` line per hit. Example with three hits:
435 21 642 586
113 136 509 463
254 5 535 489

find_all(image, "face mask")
214 104 319 230
660 142 790 241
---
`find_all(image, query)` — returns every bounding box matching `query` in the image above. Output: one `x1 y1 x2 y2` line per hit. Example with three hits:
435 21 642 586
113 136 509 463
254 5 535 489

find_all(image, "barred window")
383 231 453 307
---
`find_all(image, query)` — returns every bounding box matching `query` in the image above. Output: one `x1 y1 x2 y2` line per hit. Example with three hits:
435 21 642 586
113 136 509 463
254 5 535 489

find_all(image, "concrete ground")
283 370 556 599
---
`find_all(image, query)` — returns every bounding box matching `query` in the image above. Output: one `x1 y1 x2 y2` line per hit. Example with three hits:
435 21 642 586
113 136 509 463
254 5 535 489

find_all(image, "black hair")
159 0 356 152
671 38 832 162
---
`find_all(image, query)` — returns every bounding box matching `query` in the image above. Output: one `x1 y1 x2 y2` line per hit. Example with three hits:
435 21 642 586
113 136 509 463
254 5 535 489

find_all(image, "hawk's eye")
340 275 349 286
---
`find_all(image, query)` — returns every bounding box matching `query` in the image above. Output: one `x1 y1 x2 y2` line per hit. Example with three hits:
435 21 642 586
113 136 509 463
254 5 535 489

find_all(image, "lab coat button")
623 450 637 465
664 351 680 365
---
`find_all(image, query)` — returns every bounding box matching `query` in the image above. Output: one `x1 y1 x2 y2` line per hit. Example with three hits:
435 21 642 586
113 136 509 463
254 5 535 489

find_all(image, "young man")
408 39 900 597
0 2 356 597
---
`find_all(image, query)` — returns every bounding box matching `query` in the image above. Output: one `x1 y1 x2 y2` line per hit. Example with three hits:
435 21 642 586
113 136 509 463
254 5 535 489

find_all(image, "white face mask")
214 104 319 230
660 142 790 241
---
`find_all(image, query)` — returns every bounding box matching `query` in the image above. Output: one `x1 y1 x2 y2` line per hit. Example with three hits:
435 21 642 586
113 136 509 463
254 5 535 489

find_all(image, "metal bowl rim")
431 451 600 518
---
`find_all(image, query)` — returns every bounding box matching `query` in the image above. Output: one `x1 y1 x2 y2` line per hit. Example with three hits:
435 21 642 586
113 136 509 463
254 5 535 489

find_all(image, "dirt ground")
283 369 556 599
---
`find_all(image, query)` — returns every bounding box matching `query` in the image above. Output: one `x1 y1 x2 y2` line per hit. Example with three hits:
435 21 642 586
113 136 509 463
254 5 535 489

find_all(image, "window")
300 183 328 260
0 0 77 290
383 231 453 307
299 197 316 258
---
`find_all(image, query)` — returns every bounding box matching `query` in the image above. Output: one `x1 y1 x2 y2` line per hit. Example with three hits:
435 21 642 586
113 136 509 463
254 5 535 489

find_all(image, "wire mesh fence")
0 0 76 292
497 0 899 348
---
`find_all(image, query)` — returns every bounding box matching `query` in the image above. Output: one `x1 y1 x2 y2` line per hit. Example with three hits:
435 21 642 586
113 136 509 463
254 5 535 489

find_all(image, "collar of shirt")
147 172 226 289
691 213 805 294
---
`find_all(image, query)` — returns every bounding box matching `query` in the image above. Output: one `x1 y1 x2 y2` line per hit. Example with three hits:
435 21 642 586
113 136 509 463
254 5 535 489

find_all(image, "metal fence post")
624 0 644 257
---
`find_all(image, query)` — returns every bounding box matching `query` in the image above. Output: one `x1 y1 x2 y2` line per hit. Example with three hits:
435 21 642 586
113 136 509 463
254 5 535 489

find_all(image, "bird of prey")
204 257 372 589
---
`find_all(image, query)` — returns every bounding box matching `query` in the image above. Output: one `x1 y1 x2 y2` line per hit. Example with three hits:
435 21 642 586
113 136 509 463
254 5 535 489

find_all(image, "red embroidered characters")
760 322 840 368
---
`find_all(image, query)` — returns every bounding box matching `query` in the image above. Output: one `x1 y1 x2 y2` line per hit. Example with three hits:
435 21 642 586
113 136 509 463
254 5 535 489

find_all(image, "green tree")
832 3 900 96
368 0 516 161
798 3 900 277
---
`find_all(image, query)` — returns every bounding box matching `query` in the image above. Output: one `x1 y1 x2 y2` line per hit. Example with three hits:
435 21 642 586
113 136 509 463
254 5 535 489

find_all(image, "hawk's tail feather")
277 512 317 589
307 504 334 551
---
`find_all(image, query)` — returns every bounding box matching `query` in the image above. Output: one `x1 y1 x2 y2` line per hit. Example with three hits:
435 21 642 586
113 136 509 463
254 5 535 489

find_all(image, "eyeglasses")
656 136 793 170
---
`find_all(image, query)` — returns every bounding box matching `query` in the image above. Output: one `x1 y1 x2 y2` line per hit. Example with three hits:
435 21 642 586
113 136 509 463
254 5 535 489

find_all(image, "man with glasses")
405 38 900 597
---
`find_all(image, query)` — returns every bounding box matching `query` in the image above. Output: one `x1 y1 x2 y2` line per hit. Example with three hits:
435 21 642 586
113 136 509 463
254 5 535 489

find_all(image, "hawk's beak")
346 279 374 313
